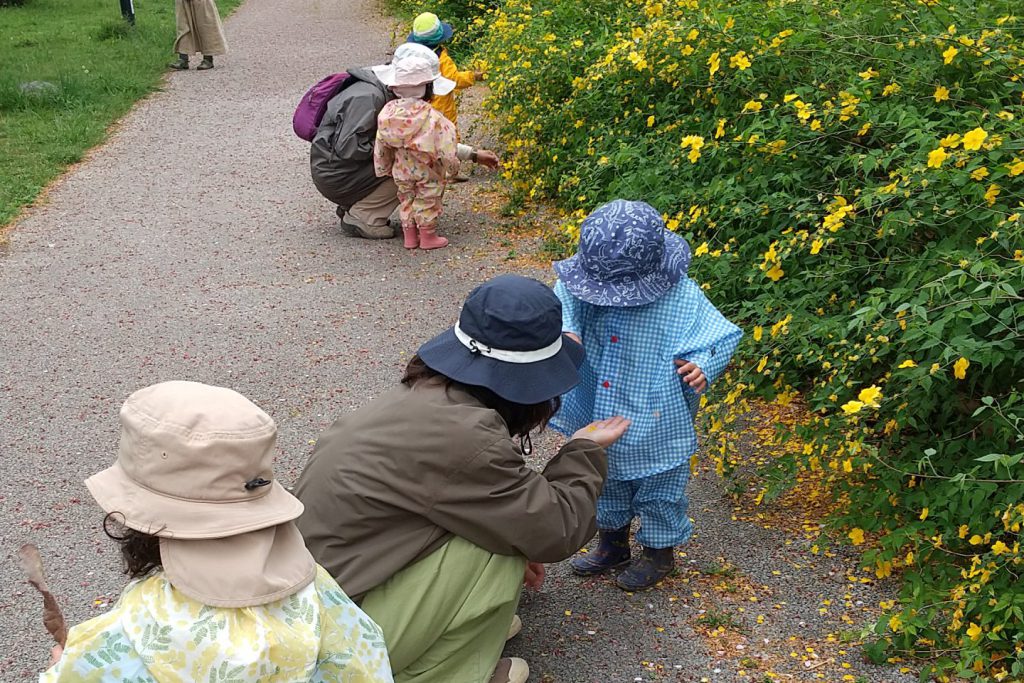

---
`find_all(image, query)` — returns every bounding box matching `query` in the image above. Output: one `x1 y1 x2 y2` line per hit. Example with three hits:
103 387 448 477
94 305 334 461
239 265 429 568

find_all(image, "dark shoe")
169 55 189 70
341 218 394 240
453 174 470 183
615 546 675 591
569 526 631 576
197 56 214 70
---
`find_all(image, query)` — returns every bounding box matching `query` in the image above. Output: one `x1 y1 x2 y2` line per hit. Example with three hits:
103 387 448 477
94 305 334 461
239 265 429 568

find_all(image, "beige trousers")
345 178 401 231
173 0 228 56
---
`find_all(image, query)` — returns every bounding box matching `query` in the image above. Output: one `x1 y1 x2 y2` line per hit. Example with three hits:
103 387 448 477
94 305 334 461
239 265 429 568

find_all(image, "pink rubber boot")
417 225 449 250
402 224 419 249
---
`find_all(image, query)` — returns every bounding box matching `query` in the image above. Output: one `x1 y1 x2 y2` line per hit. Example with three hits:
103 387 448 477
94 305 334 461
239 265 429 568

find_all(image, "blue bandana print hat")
553 199 692 307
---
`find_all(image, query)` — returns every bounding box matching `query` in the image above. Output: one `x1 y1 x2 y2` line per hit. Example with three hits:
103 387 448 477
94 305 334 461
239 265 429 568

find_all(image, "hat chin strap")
454 324 563 363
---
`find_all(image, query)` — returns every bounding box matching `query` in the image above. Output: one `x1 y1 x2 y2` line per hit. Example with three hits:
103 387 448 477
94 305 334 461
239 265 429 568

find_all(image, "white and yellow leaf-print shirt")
41 565 393 682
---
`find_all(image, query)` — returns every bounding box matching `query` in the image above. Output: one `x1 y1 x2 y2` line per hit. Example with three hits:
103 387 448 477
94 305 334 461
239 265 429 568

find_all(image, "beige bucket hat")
85 381 315 607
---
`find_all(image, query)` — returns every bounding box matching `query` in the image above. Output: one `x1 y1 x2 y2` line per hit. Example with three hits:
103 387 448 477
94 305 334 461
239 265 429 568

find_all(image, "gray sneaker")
341 219 394 240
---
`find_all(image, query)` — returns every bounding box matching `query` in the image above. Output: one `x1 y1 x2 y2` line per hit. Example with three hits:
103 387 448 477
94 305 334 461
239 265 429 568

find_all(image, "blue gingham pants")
597 462 692 549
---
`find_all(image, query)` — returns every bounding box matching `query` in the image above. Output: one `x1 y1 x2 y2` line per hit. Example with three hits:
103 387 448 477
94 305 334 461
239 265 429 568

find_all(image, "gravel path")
0 1 917 681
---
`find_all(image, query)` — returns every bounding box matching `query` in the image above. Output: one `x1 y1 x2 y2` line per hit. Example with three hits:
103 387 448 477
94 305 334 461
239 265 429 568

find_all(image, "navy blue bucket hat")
553 199 692 307
417 274 585 405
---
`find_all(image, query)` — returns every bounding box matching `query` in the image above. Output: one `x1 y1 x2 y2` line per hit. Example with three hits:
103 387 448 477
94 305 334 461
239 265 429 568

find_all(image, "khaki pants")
359 536 526 683
344 178 401 232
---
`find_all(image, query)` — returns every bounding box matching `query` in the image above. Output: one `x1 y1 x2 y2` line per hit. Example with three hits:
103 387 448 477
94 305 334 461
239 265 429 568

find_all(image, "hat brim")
161 522 316 608
417 330 584 404
553 230 692 307
85 461 304 540
407 22 455 47
371 64 456 96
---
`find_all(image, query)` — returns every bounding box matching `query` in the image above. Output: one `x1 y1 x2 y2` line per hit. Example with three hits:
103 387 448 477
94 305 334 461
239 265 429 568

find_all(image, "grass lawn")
0 0 243 227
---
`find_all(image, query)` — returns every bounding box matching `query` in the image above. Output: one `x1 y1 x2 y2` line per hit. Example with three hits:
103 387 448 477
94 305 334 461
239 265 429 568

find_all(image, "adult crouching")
310 43 499 240
294 274 630 683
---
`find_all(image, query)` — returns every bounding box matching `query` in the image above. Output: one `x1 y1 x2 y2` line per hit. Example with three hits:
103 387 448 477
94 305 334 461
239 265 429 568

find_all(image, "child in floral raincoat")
40 381 392 682
373 43 460 250
551 200 743 591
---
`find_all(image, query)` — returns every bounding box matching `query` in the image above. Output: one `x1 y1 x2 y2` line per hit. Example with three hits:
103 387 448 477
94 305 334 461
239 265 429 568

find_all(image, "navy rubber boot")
569 526 631 576
615 546 675 591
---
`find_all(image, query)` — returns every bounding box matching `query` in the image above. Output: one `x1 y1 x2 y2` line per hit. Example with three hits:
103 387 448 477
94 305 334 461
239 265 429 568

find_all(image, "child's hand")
675 360 707 394
564 331 581 344
572 415 631 447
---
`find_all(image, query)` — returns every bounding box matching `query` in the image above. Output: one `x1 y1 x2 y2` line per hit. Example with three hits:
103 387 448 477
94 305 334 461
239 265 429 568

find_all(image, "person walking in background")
373 44 460 250
551 199 743 591
169 0 227 71
408 12 483 181
41 381 393 682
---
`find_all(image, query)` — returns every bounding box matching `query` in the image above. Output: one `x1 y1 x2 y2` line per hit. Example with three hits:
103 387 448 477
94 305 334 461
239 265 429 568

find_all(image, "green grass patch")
0 0 243 227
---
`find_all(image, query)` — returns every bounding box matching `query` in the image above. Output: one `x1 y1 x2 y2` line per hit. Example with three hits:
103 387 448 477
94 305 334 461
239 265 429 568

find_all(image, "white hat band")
454 323 563 364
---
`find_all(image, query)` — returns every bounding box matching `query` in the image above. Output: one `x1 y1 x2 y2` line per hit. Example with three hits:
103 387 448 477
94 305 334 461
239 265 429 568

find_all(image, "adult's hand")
571 415 631 448
674 360 707 394
474 150 500 169
48 644 63 668
524 561 545 589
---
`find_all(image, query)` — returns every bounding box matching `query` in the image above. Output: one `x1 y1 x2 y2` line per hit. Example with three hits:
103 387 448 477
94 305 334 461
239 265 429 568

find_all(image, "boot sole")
569 557 632 577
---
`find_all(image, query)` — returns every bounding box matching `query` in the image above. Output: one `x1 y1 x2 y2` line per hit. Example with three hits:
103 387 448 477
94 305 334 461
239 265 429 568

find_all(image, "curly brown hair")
103 513 162 580
401 355 560 438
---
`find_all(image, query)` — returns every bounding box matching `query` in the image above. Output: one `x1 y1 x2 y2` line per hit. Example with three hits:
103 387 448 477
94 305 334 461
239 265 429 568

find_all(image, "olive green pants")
359 536 526 683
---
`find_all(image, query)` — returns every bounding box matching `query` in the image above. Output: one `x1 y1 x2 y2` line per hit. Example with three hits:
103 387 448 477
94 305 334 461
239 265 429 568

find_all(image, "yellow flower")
939 134 961 148
927 147 948 168
715 119 726 139
920 507 929 521
971 166 989 180
647 115 655 127
962 127 988 151
597 156 610 165
959 525 969 539
942 46 959 64
858 122 872 136
898 360 917 369
984 184 1000 205
849 528 865 545
966 622 982 640
707 51 721 77
991 541 1011 555
810 239 824 254
743 100 763 113
1008 160 1024 177
970 534 984 545
842 400 864 415
934 85 950 102
842 458 853 473
889 614 902 631
882 83 901 97
753 325 763 342
765 263 784 281
954 357 970 379
858 385 883 407
729 51 752 70
694 242 709 256
809 119 822 131
858 68 879 80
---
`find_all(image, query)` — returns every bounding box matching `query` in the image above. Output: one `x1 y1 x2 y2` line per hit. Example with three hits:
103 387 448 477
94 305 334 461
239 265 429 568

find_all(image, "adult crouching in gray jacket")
294 274 630 683
310 46 500 240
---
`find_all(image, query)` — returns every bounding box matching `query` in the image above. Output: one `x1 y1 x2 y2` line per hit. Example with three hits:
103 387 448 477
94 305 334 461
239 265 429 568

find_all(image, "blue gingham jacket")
551 277 742 480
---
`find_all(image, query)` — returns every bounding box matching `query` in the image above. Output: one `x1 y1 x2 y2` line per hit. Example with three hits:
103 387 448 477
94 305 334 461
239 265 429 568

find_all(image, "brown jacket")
293 379 607 600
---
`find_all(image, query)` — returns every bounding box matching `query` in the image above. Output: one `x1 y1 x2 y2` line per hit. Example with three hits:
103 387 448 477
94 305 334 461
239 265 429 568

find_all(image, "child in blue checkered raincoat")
551 199 743 591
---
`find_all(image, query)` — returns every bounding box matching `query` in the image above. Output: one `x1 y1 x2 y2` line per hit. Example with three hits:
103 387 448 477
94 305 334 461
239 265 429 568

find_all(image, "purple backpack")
293 72 353 142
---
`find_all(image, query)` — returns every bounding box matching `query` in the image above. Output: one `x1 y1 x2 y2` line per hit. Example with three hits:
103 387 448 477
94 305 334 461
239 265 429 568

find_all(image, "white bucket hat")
372 42 456 96
85 381 315 607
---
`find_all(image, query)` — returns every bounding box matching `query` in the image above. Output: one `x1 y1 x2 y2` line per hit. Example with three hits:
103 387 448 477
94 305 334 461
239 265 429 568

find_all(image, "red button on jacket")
602 380 611 388
610 335 619 343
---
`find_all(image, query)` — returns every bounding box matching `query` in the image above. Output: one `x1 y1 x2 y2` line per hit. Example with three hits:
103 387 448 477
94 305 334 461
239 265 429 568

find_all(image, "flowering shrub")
401 0 1024 677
